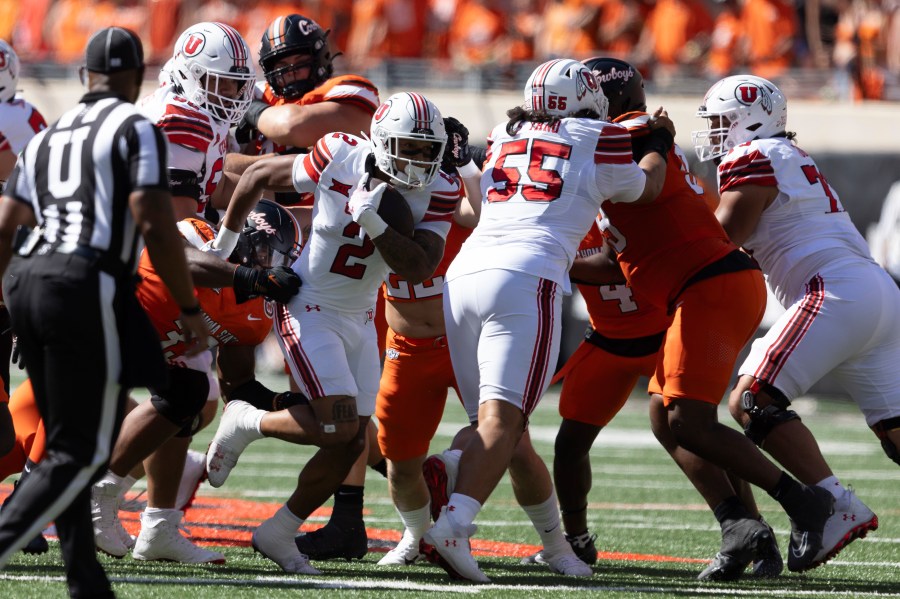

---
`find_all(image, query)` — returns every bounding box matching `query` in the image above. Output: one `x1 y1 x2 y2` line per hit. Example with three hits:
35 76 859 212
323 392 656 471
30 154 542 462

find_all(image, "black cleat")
21 532 49 555
294 520 368 561
750 517 783 578
566 532 598 565
786 485 835 572
698 517 775 581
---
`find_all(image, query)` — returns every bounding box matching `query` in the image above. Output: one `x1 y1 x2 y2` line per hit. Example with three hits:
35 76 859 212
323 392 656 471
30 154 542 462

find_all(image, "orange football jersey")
575 222 671 338
598 113 736 310
136 219 273 362
383 220 472 303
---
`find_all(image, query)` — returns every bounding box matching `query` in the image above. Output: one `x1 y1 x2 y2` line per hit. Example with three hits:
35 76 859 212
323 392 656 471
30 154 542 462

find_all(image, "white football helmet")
168 22 256 124
0 39 20 102
524 58 608 120
371 92 447 189
692 74 788 162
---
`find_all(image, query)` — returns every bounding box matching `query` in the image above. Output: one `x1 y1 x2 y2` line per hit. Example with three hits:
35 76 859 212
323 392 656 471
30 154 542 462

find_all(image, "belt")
27 240 127 278
675 249 759 303
584 327 665 358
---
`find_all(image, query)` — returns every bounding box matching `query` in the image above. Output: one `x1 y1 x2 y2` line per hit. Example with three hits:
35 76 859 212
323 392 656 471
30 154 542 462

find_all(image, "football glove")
233 265 301 304
441 116 471 171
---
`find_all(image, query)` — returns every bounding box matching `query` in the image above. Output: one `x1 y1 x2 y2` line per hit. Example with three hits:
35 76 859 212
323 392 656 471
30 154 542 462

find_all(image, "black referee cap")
85 27 144 74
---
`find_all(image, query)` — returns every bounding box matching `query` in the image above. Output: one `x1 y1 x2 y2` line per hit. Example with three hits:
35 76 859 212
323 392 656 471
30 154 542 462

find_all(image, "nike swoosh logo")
791 531 809 558
543 524 559 534
247 315 263 321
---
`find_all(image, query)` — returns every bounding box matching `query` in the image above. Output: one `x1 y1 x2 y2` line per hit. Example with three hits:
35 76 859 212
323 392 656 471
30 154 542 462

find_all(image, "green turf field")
2 376 898 598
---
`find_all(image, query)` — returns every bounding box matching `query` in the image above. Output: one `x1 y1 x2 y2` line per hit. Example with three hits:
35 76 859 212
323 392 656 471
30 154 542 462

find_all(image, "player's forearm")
372 229 442 285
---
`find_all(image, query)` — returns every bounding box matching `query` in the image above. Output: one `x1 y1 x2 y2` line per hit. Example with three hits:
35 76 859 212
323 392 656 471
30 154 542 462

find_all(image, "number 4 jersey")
291 132 461 312
718 138 876 306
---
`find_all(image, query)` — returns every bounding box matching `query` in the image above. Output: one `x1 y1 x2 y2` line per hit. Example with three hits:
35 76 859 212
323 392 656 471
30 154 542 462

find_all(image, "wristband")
644 128 674 161
457 159 481 179
213 226 240 256
180 303 202 316
242 99 270 130
356 209 389 239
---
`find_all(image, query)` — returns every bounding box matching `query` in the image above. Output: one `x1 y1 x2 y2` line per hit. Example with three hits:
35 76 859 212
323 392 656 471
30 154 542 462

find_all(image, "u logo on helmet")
580 70 599 92
183 33 206 57
374 101 392 123
0 52 7 70
736 84 760 106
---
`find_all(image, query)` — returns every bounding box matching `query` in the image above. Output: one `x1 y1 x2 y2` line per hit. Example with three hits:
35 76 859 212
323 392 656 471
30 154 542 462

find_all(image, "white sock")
241 405 266 437
446 493 481 527
397 503 431 540
521 490 568 555
121 475 138 494
816 475 844 499
142 507 180 527
271 504 304 535
98 471 125 491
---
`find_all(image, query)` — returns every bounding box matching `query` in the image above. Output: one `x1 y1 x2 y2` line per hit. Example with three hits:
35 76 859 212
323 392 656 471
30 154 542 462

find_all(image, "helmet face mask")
232 200 301 269
259 14 333 100
0 40 20 103
169 22 256 125
692 75 788 162
371 93 447 189
524 58 609 121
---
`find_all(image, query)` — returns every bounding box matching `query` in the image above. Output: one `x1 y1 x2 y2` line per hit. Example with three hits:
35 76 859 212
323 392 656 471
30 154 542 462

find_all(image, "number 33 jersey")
449 117 646 295
291 133 460 313
718 138 876 306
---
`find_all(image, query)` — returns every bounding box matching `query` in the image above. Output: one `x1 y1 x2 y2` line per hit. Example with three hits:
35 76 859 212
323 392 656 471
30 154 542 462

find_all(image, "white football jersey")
0 95 46 156
290 132 460 312
718 138 877 306
139 85 234 216
448 117 646 294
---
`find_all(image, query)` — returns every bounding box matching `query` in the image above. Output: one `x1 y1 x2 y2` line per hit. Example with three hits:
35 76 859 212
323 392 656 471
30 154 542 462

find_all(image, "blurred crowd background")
3 0 899 100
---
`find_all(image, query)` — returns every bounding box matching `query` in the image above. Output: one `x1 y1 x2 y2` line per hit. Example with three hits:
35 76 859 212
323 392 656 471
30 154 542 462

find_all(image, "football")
377 184 415 237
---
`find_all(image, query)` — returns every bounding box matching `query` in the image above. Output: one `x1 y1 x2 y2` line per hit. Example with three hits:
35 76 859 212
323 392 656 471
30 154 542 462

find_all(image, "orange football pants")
0 379 46 480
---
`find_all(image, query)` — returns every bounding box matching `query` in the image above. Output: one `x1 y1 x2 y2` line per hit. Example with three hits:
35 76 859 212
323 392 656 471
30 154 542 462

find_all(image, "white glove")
202 226 240 259
349 177 388 239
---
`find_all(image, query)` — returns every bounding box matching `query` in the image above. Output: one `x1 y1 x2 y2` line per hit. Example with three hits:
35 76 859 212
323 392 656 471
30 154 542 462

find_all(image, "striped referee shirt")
5 91 169 273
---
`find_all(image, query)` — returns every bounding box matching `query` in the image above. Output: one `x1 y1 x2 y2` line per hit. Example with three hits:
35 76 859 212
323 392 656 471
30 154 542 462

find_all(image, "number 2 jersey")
448 117 646 295
291 133 462 312
139 85 234 217
136 218 272 363
718 137 877 307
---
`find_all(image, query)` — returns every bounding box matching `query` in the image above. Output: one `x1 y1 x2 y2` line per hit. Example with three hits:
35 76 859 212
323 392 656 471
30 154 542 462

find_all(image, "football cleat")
750 517 783 578
206 400 264 488
422 449 460 522
253 516 321 575
294 519 367 561
805 487 878 571
377 529 422 566
132 510 225 564
422 506 489 583
521 531 598 567
176 449 208 512
91 480 130 558
21 531 49 555
786 485 835 572
698 517 776 581
543 549 594 577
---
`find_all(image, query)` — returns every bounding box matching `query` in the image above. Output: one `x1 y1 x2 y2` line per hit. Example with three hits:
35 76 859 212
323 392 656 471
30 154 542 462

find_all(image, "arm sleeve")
596 161 647 204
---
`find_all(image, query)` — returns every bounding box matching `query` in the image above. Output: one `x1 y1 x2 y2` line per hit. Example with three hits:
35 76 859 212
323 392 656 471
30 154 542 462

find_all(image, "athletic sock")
521 490 568 555
397 502 431 540
446 493 481 527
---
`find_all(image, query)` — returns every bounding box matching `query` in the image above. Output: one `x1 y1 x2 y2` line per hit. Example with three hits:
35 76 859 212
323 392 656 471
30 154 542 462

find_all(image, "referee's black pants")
0 253 128 598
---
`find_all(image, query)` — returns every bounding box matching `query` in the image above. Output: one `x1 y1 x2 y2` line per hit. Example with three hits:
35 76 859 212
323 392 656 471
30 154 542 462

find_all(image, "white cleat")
543 549 594 577
176 449 208 511
377 529 421 566
206 400 264 488
252 515 321 574
132 510 225 564
811 487 878 568
91 481 129 558
422 506 489 583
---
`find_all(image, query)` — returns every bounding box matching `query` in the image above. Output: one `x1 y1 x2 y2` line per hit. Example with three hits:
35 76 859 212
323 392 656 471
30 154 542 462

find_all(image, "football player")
204 92 459 575
696 74 890 570
90 200 302 563
538 57 781 581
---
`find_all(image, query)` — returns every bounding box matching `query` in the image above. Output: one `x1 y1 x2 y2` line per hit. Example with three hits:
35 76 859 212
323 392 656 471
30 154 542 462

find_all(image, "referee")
0 28 208 598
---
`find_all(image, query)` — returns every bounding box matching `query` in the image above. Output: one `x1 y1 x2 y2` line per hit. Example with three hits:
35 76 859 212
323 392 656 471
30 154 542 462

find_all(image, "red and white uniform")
726 139 900 424
136 218 272 374
139 86 234 216
276 133 461 416
0 95 46 158
445 117 647 416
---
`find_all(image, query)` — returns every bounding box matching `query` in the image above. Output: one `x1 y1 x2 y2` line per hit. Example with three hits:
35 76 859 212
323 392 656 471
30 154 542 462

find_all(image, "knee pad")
149 368 210 430
873 416 900 467
740 380 800 446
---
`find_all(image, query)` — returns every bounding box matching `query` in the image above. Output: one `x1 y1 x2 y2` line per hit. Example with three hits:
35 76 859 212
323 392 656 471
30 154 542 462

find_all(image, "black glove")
233 265 302 304
441 116 471 172
235 99 271 144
